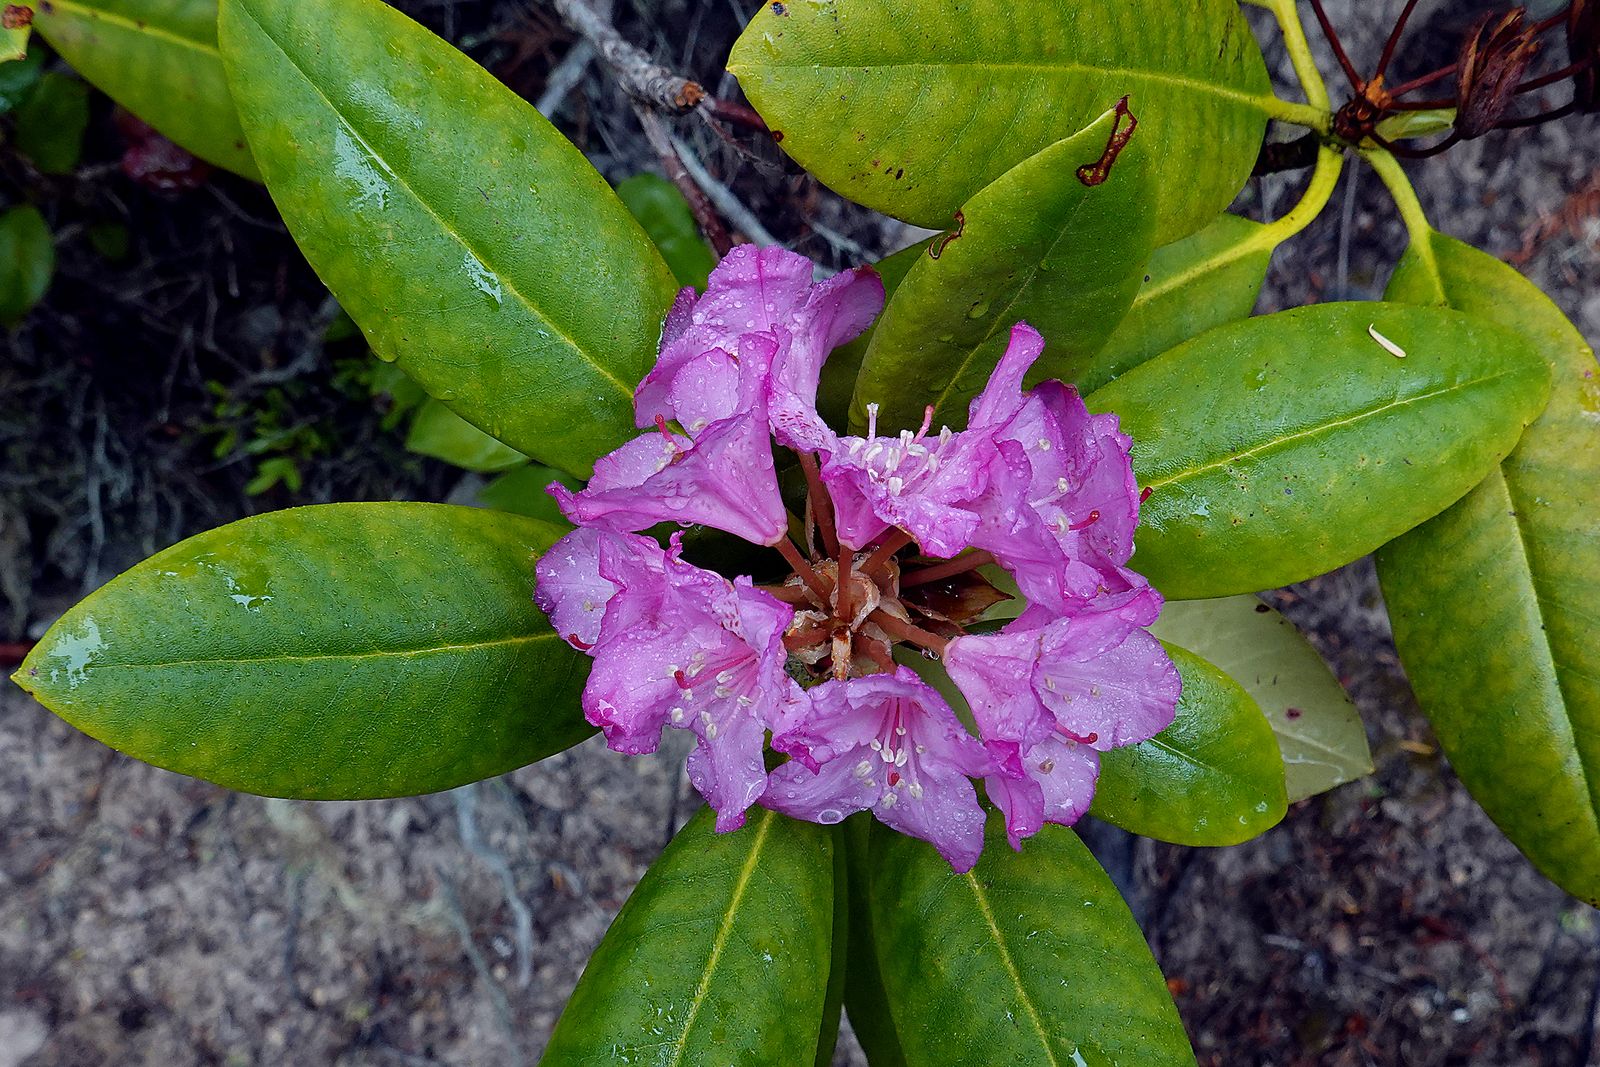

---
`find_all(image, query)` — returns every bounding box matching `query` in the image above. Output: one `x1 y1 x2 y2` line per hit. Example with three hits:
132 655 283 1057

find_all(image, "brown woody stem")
869 610 951 655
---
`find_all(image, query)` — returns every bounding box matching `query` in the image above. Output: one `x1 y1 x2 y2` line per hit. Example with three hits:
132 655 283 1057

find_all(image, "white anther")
895 750 909 767
704 721 719 740
855 760 874 780
908 782 924 800
880 791 898 809
869 739 882 751
895 726 906 737
1038 758 1055 774
670 708 686 723
736 696 755 707
1037 438 1051 451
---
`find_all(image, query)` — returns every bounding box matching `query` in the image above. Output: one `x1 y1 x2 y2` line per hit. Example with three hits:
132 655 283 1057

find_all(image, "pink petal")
533 528 664 649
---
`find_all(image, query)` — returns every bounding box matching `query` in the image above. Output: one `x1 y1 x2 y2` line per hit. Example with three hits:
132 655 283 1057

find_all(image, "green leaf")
840 814 908 1067
30 0 259 178
12 503 592 799
867 816 1195 1066
2 19 28 64
218 0 678 478
851 104 1156 433
1092 643 1287 845
1150 595 1372 802
616 172 716 291
476 464 579 527
0 204 53 324
728 0 1271 246
1079 213 1272 395
14 70 88 173
1087 302 1553 600
0 45 43 110
814 826 850 1067
1376 232 1600 906
541 807 837 1065
405 398 528 473
815 237 925 432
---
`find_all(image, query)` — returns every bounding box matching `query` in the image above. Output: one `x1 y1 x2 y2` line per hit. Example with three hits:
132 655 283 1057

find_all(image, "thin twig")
631 102 733 256
670 134 781 247
546 0 706 113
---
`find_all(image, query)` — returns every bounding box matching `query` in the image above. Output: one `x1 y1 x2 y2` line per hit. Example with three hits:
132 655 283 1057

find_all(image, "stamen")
1069 510 1102 532
567 633 594 651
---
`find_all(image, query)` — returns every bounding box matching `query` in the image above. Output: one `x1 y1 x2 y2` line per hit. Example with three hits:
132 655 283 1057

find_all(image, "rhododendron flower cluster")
535 246 1180 872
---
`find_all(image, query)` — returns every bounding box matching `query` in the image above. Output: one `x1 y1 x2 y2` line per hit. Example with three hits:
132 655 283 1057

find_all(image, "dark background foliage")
1 0 1596 1064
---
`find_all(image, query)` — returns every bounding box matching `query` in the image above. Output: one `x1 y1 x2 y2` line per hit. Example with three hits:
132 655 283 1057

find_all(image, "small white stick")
1368 324 1407 359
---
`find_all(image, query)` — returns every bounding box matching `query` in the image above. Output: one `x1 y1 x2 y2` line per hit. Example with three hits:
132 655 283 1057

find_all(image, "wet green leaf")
728 0 1271 246
1092 643 1287 845
1151 595 1372 802
867 816 1195 1066
476 464 579 528
2 19 29 64
31 0 259 178
0 45 43 110
541 807 837 1066
405 398 528 473
0 203 53 324
14 70 88 173
851 104 1156 432
815 237 925 432
218 0 678 477
617 172 716 290
12 503 592 799
1087 302 1553 599
1377 232 1600 906
840 814 908 1067
1080 213 1272 395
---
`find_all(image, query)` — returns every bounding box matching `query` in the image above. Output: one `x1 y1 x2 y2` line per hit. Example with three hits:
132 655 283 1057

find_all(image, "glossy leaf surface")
1377 232 1600 905
841 815 908 1067
2 19 27 63
13 503 592 799
1151 595 1372 802
405 398 527 473
477 464 579 528
617 172 716 290
32 0 259 178
728 0 1271 245
1087 303 1553 600
0 46 43 110
13 70 88 173
1092 643 1287 845
868 817 1195 1065
541 807 836 1065
1081 213 1271 394
0 204 53 324
219 0 678 477
852 106 1155 432
815 237 924 431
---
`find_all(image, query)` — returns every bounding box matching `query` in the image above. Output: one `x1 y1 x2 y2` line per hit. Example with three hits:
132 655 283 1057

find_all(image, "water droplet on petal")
816 808 844 825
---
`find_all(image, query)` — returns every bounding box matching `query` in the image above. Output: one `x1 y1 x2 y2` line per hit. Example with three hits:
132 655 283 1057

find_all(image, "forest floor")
2 0 1598 1064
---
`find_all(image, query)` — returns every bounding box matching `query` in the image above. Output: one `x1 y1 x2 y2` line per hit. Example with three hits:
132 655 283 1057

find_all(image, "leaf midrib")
740 58 1273 115
1139 369 1525 493
228 0 634 403
663 810 775 1066
40 0 218 56
58 631 558 672
963 874 1060 1066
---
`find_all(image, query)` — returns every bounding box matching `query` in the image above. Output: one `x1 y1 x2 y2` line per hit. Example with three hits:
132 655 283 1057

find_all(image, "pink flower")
552 401 789 546
765 667 998 872
537 530 800 831
944 613 1181 848
964 326 1159 623
535 246 1177 871
634 245 882 450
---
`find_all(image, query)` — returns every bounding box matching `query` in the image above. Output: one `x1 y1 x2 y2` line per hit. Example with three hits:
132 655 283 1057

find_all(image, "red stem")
797 451 838 557
901 550 995 589
836 537 853 623
869 609 950 655
776 538 831 600
1375 0 1423 83
862 531 914 578
1308 0 1365 91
